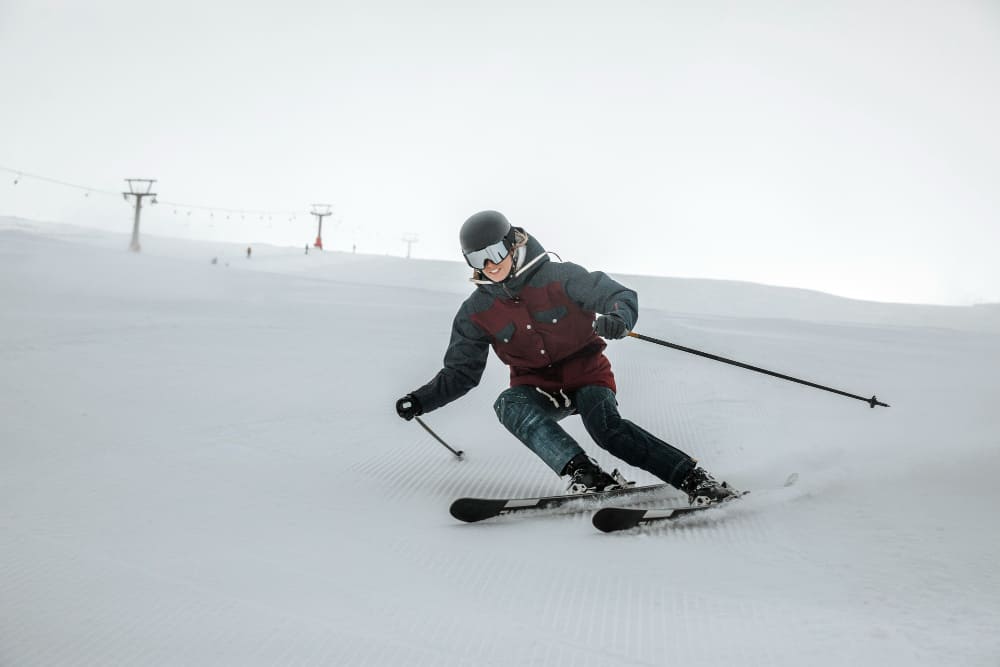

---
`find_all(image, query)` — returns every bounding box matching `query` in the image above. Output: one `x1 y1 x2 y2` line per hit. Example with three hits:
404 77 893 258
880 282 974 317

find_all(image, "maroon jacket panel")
469 281 617 392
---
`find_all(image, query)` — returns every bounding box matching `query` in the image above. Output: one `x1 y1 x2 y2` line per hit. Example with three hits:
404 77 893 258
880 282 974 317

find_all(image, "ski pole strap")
627 331 889 408
415 416 466 458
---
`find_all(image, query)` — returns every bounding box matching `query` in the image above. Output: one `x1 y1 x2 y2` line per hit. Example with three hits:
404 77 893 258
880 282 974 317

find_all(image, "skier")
395 210 739 503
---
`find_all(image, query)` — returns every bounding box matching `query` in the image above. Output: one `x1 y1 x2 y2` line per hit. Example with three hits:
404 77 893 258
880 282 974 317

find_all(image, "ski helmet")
459 210 516 268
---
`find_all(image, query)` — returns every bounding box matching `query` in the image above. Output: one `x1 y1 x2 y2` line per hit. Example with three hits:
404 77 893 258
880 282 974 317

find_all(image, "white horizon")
2 0 998 306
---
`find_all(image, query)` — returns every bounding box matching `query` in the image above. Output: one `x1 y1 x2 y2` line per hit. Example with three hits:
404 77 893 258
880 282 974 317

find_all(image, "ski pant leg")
494 386 583 475
573 385 696 487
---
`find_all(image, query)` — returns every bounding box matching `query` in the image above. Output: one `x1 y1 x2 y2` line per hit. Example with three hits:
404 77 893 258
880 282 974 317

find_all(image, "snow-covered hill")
2 218 998 666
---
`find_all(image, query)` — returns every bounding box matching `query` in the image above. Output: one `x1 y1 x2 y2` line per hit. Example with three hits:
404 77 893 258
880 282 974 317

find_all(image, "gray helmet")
459 210 514 255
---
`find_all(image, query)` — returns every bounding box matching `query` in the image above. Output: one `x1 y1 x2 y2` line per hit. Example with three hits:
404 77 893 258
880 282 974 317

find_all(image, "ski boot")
564 454 634 495
679 466 741 506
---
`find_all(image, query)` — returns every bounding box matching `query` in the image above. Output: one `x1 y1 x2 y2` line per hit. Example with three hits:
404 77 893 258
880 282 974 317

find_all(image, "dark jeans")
493 384 696 488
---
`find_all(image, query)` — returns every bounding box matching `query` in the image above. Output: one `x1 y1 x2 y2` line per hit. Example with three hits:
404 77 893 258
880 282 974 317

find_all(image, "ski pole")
415 417 465 459
627 331 890 408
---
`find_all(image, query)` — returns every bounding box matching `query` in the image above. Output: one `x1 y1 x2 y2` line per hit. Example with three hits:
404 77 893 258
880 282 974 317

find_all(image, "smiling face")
482 253 514 282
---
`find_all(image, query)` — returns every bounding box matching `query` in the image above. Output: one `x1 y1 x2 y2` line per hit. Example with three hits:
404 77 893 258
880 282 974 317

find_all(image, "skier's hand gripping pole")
627 331 889 408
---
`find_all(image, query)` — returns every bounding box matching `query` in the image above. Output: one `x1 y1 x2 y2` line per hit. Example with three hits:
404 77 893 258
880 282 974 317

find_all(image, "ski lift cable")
0 165 118 196
0 165 311 218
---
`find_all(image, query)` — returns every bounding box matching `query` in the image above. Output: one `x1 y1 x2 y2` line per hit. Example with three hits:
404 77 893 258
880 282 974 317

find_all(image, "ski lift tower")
311 204 332 250
402 234 418 259
123 179 157 252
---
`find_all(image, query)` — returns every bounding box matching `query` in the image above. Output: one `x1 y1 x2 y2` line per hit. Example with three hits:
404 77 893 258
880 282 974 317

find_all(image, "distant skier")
246 246 252 259
395 211 739 502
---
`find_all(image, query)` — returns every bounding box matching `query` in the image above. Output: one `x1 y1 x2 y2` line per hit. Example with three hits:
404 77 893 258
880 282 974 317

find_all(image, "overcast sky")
2 0 998 305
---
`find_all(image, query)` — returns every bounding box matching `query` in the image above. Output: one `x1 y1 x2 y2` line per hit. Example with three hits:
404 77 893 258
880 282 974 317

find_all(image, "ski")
449 483 671 523
593 473 799 533
592 498 736 533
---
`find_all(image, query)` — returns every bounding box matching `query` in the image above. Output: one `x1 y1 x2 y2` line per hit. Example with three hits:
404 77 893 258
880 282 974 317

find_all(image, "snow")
2 217 998 666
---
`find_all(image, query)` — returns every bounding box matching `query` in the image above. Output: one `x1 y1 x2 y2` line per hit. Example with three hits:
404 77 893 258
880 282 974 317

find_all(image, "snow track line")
1 528 507 667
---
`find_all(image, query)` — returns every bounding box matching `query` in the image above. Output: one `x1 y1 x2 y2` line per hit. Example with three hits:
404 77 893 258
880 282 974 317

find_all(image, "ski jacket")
412 231 638 413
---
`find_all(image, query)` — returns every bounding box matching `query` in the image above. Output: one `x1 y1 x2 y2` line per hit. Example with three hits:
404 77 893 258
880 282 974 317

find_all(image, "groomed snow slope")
2 219 998 666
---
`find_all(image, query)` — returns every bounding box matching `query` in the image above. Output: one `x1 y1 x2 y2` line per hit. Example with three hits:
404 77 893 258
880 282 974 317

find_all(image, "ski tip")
449 498 507 523
592 507 645 533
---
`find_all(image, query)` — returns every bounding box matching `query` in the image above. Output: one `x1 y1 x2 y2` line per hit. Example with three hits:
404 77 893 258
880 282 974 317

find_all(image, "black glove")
395 394 423 421
594 314 629 339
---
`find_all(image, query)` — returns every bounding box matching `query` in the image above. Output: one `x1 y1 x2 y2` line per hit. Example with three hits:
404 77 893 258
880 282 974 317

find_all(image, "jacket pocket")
493 321 516 344
532 305 568 324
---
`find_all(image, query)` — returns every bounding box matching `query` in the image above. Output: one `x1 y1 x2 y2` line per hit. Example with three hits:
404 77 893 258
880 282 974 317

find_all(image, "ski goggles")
463 239 511 269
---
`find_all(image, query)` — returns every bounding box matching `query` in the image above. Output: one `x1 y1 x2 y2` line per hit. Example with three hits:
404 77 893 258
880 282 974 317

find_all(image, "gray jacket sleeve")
411 304 491 413
562 263 639 330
